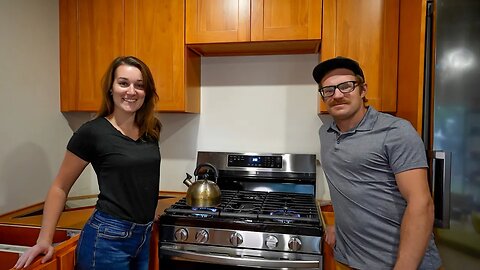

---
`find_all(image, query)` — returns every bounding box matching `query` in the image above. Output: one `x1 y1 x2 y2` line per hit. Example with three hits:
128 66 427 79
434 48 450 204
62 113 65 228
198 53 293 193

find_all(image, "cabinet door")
60 0 200 112
133 0 200 112
186 0 251 43
60 0 126 111
54 235 79 270
55 246 76 270
251 0 321 41
148 224 159 270
320 0 399 113
28 259 57 270
396 0 428 132
133 0 185 111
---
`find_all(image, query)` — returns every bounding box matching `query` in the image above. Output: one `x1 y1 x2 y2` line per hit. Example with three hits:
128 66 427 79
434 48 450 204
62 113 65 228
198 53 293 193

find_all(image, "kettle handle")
194 163 219 182
183 173 194 187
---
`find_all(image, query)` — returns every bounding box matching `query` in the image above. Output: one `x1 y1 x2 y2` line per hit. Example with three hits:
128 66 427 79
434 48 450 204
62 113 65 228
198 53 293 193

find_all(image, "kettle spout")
183 173 193 187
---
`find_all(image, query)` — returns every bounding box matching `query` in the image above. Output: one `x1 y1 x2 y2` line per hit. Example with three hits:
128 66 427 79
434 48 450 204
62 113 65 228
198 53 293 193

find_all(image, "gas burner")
269 208 302 223
190 207 218 218
192 213 214 218
238 194 264 201
191 207 218 212
225 202 258 212
270 207 300 215
276 196 295 202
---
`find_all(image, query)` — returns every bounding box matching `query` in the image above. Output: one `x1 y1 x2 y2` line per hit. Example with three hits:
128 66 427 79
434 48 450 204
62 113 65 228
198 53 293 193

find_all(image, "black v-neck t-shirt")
67 117 161 224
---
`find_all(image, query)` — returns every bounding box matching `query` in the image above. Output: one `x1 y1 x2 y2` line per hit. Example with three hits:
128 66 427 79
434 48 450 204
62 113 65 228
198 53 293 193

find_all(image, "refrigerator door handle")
429 150 451 228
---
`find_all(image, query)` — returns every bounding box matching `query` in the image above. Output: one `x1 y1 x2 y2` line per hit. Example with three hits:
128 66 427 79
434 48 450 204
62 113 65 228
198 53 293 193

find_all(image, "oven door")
159 244 323 270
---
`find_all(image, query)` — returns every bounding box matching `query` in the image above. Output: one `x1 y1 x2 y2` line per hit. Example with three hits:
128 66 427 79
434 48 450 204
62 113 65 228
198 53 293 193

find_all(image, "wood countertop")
0 192 185 230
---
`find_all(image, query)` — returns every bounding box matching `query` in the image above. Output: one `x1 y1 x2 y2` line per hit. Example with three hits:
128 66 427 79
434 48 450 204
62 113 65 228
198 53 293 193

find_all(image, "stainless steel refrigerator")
423 0 480 269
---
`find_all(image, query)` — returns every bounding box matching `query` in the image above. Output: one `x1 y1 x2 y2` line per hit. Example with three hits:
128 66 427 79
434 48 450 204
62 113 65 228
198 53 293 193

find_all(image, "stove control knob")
288 237 302 251
174 228 188 242
230 232 244 246
195 229 209 243
265 235 279 249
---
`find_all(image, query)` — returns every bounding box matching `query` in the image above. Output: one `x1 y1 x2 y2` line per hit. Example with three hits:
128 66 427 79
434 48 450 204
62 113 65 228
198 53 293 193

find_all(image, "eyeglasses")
318 80 359 98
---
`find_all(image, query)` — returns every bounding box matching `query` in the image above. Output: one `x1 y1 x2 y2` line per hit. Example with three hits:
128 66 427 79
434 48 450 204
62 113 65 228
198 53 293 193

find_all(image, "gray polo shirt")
319 107 441 270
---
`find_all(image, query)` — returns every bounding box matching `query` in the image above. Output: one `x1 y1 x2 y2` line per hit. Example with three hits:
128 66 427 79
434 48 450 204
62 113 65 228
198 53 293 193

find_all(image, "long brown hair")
98 56 161 141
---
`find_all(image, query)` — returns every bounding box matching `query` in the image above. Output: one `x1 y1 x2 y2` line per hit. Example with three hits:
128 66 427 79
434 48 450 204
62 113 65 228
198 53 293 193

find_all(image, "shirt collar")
327 106 378 133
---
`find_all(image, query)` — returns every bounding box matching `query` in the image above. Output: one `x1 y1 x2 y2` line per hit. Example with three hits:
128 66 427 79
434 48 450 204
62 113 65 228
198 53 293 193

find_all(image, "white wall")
0 1 330 216
0 0 96 214
159 55 330 199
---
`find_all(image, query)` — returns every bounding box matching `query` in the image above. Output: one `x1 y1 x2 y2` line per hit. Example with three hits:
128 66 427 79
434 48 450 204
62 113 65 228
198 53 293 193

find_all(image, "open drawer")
0 224 79 270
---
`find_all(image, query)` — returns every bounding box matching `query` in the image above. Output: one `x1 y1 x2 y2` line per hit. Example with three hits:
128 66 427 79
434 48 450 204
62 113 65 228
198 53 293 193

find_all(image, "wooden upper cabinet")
396 0 428 133
132 0 200 112
319 0 399 113
60 0 125 111
187 0 321 43
251 0 321 41
186 0 322 56
59 0 200 112
186 0 251 43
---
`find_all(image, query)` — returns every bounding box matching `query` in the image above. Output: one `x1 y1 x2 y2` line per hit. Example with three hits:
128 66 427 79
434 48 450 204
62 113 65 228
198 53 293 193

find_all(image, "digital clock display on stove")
228 154 282 168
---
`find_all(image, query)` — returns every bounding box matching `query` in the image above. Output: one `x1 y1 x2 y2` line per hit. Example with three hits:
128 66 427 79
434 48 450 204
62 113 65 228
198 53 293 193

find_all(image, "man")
313 57 442 270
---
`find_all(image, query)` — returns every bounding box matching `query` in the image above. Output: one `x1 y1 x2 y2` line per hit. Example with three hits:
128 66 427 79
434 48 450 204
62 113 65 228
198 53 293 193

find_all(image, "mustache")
329 99 349 106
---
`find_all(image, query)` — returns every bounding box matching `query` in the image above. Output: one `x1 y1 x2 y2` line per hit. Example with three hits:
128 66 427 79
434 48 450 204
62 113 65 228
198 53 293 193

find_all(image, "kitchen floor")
437 242 480 270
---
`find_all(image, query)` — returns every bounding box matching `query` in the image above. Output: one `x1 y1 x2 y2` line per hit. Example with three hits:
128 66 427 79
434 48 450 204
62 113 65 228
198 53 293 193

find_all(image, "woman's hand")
325 225 336 248
14 242 54 269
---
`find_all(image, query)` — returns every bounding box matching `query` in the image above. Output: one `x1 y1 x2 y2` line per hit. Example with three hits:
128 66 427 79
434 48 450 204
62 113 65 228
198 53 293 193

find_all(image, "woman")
15 56 161 269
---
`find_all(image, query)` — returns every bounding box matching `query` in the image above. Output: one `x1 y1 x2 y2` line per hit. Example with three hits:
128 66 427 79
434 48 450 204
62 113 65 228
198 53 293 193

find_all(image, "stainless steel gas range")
158 151 324 269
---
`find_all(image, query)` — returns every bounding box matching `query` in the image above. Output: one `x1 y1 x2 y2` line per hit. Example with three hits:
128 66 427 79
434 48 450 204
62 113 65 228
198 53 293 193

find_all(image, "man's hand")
325 225 336 248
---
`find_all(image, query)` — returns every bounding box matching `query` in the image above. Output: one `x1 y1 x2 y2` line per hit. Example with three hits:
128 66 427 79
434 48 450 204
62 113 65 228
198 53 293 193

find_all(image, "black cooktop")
159 190 323 236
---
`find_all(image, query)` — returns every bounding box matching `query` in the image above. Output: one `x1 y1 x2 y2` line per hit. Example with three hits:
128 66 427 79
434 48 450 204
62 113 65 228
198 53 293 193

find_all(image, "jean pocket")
98 224 131 240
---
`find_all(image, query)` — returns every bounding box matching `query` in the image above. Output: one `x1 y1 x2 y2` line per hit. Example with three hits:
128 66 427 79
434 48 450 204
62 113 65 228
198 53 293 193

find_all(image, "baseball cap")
312 56 365 84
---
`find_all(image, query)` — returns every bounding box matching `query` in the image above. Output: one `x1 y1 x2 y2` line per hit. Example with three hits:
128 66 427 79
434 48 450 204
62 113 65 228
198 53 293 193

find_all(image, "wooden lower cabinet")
53 238 77 270
321 205 344 270
0 225 70 247
33 236 77 270
321 206 355 270
2 227 160 270
27 260 57 270
2 234 78 270
149 225 160 270
321 205 335 270
0 224 72 270
0 252 21 270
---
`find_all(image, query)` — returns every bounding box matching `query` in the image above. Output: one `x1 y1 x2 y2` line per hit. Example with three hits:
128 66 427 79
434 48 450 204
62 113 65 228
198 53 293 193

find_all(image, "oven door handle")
160 246 322 268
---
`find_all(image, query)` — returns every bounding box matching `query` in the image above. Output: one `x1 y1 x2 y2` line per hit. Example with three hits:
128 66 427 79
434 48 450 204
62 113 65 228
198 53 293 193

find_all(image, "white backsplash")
157 54 330 200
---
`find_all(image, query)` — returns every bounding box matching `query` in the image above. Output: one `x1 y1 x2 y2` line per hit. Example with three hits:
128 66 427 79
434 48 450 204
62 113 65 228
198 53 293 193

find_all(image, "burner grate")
163 190 320 225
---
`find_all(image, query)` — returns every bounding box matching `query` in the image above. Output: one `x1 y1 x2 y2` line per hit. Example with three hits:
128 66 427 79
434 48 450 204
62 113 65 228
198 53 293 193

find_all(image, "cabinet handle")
429 150 451 228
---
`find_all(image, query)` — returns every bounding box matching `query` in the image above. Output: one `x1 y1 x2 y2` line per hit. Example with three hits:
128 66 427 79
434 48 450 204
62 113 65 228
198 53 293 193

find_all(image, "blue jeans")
75 209 153 270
